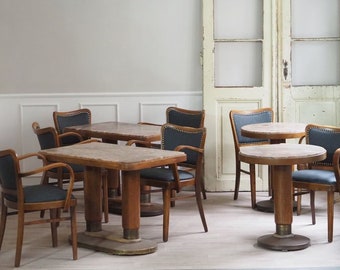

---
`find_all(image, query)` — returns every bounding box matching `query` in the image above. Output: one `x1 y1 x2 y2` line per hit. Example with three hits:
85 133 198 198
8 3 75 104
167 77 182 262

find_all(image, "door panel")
203 0 274 191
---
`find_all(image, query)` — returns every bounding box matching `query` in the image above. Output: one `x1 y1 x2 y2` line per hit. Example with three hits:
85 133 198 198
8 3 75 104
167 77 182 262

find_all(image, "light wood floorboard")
1 191 340 269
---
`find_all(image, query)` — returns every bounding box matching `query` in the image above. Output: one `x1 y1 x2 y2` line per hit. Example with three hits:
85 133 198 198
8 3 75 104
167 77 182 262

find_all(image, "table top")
39 142 186 171
64 121 161 142
239 143 326 166
241 122 306 140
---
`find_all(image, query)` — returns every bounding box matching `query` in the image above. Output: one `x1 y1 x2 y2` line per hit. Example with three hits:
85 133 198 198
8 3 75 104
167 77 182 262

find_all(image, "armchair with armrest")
127 123 208 242
0 149 77 267
32 122 109 223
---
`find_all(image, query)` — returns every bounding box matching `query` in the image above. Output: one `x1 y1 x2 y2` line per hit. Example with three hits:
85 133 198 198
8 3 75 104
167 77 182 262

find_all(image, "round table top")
239 143 326 166
241 122 306 140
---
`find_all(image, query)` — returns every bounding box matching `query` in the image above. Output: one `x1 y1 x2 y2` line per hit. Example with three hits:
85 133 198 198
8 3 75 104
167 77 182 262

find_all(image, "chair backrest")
161 123 206 166
0 149 21 201
32 122 60 150
166 107 205 128
229 108 273 149
306 124 340 169
53 108 91 145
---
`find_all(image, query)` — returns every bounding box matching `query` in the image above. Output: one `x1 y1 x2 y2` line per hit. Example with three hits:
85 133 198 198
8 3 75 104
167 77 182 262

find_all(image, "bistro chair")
292 124 340 242
32 122 109 223
229 108 273 208
53 108 92 146
128 123 208 242
0 149 77 267
139 107 207 200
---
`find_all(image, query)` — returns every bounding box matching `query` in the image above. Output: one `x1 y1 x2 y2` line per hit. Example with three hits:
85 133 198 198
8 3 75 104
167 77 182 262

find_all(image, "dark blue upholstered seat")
292 124 340 243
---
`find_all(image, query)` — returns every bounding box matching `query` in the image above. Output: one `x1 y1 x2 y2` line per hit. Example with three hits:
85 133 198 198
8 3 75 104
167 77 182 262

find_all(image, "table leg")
257 165 310 251
77 168 157 255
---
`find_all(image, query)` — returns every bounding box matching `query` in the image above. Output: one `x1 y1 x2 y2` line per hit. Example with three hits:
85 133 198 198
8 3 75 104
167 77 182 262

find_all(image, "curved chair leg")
249 164 256 209
0 202 7 250
233 161 241 200
15 210 25 267
310 190 316 225
162 189 171 242
195 181 208 233
70 205 78 260
327 191 334 243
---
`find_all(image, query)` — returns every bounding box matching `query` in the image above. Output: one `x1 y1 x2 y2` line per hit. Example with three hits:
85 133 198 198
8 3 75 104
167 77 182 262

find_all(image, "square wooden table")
40 142 186 255
65 121 162 216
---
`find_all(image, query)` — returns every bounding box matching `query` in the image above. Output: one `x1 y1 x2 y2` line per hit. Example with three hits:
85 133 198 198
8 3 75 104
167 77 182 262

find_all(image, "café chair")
229 108 273 208
0 149 77 267
139 107 207 199
292 123 340 243
32 122 109 223
129 123 208 242
53 108 92 146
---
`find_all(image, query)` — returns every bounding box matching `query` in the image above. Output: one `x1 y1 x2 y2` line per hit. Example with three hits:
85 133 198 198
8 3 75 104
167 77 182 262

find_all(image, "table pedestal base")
257 234 310 251
256 199 297 213
74 230 157 255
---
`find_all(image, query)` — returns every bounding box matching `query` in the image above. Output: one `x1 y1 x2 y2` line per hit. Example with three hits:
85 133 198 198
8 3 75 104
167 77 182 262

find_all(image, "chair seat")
6 185 75 203
141 167 194 182
292 169 336 185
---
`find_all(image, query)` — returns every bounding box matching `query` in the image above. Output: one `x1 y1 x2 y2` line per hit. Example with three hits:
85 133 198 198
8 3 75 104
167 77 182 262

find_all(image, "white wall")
0 0 203 160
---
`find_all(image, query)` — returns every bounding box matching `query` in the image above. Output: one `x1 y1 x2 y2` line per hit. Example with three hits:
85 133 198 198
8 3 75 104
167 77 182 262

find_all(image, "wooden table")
40 142 186 255
65 121 162 216
241 122 306 212
239 143 326 251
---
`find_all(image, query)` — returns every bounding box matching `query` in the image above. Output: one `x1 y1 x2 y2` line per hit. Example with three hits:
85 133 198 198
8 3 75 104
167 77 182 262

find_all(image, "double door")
203 0 340 191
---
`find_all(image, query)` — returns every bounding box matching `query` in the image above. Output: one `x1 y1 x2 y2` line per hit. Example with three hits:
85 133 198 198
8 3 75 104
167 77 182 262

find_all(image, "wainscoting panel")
0 92 202 171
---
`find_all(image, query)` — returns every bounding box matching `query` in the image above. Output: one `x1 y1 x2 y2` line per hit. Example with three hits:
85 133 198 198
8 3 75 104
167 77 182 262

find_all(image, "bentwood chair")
0 149 77 267
129 123 208 242
53 108 92 146
32 122 109 223
229 108 273 208
292 124 340 242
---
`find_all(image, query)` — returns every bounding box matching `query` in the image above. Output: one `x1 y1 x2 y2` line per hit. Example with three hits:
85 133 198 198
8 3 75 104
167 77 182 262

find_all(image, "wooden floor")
1 190 340 269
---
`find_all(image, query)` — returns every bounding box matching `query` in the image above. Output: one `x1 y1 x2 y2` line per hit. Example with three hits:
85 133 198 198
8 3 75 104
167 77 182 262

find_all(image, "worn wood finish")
241 122 306 142
39 142 186 255
64 121 161 143
239 143 326 251
241 122 307 212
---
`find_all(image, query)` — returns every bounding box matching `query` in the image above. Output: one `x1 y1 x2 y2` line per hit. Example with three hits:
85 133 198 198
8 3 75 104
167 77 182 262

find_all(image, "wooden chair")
229 108 273 208
292 124 340 242
32 122 109 223
129 123 208 242
0 149 77 267
53 108 92 146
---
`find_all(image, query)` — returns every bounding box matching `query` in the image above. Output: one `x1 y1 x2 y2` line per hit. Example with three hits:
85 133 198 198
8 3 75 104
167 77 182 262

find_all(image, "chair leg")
162 189 171 242
327 191 334 243
0 201 7 250
249 164 256 209
234 161 241 200
70 205 78 260
50 209 58 247
310 190 316 225
195 181 208 233
201 160 207 200
15 210 25 267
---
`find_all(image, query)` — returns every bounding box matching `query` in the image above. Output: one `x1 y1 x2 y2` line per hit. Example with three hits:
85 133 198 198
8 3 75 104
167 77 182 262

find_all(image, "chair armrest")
19 159 75 211
78 138 101 144
175 145 204 154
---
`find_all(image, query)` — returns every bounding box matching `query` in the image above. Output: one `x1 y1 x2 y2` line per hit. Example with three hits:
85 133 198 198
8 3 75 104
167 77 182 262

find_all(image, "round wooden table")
239 143 326 251
241 122 306 212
